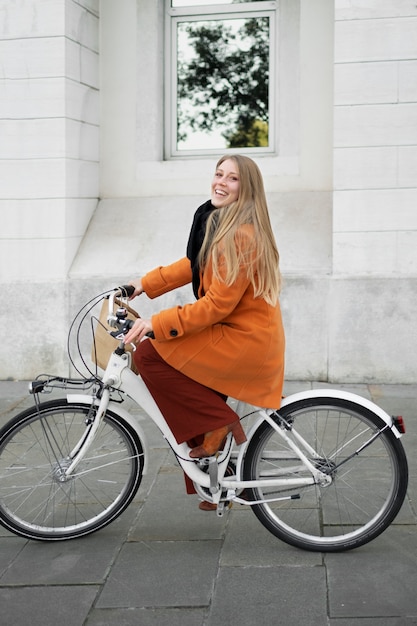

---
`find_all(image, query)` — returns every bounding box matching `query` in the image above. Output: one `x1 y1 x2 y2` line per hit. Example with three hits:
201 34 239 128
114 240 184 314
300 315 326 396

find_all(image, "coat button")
169 329 178 337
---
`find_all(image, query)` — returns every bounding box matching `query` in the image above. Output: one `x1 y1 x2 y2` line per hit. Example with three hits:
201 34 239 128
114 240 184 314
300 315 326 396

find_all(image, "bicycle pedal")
216 501 232 517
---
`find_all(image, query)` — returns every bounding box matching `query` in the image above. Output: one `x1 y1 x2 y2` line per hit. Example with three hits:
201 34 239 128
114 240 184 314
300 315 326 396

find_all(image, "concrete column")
0 0 99 378
0 0 99 282
333 1 417 275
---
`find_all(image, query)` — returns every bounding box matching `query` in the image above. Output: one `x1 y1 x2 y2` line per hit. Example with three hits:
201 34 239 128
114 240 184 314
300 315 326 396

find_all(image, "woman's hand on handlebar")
126 278 144 299
123 317 153 345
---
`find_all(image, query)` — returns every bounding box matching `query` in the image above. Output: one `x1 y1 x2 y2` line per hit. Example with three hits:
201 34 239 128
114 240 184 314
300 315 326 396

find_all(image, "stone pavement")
0 379 416 626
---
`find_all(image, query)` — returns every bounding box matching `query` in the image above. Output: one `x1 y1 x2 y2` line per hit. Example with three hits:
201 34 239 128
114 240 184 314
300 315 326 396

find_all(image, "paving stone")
208 565 327 626
86 607 206 626
0 536 28 577
0 524 20 538
129 465 227 541
0 382 34 428
139 415 170 450
0 381 416 624
329 619 417 625
0 513 133 585
283 380 313 395
96 540 221 608
313 381 372 400
221 507 322 566
132 447 171 503
0 585 99 626
326 526 417 618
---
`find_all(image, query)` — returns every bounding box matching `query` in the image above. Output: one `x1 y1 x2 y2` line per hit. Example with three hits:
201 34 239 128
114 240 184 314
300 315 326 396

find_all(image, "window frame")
165 1 278 159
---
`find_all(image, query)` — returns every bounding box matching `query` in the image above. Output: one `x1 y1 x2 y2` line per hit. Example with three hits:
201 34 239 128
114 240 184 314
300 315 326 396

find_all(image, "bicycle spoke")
243 398 408 551
0 400 144 540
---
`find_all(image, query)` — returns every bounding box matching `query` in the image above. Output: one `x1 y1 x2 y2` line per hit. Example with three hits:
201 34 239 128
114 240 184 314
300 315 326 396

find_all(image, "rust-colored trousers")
133 339 239 494
134 339 238 443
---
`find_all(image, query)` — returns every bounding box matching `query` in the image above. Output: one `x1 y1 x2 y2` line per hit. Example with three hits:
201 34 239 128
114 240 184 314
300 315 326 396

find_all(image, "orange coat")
142 241 285 409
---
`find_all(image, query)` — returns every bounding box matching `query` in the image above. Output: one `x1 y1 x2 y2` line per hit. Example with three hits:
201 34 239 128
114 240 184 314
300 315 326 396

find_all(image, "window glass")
166 1 276 157
172 1 270 6
173 14 271 154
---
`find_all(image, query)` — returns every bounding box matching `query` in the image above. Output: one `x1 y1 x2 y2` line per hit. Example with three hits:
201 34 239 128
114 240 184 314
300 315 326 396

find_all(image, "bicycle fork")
63 387 111 477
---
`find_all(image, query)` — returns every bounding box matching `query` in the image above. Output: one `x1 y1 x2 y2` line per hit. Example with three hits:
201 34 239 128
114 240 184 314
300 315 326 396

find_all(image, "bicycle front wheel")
0 398 144 541
243 397 408 552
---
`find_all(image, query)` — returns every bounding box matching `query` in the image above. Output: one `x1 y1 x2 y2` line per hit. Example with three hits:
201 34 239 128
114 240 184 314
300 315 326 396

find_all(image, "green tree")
227 118 269 148
177 17 269 148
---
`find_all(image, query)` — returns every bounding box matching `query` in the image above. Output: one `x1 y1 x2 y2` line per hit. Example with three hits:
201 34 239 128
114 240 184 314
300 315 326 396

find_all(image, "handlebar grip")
118 284 135 298
110 318 135 339
110 319 155 340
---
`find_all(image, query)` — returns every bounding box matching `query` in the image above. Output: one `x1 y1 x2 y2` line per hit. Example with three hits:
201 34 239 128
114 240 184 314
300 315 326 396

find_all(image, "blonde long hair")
199 155 281 305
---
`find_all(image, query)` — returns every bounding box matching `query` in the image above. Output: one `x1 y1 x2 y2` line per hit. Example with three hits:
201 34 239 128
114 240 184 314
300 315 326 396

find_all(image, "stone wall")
0 0 99 377
0 0 100 283
333 1 417 275
1 0 416 384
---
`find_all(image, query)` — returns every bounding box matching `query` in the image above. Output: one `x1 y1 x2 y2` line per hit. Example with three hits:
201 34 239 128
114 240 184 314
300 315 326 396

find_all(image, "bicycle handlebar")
118 284 135 298
109 318 135 340
109 286 155 340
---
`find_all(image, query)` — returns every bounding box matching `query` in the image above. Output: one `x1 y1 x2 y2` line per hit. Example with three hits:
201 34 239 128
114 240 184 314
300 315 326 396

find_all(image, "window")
166 1 277 158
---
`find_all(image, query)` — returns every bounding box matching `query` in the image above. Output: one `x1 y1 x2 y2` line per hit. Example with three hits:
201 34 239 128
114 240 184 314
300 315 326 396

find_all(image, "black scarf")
186 200 217 299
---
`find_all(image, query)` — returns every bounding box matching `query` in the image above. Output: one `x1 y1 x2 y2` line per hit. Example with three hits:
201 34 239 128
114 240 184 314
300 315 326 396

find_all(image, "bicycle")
0 288 409 552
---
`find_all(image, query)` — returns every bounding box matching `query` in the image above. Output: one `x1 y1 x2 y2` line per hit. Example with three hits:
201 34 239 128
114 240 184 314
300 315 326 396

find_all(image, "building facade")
1 0 416 383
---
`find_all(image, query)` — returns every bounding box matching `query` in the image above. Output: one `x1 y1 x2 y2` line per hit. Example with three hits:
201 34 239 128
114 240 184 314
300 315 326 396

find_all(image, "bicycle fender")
280 389 403 438
66 394 149 473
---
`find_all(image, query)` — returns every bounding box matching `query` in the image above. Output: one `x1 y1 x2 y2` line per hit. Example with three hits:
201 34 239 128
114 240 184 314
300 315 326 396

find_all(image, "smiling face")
210 158 240 208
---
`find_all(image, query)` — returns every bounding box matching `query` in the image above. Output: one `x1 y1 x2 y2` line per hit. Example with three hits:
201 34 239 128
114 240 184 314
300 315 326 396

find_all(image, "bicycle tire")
0 398 144 541
243 396 408 552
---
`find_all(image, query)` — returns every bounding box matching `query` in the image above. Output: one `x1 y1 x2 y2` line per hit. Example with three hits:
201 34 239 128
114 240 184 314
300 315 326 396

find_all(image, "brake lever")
110 320 155 343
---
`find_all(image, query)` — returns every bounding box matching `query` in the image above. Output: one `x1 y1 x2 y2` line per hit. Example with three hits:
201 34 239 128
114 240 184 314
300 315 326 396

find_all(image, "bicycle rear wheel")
243 397 408 552
0 399 144 541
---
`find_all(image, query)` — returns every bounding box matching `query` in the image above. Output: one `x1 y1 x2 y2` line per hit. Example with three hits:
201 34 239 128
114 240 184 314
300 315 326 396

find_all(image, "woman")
123 155 285 506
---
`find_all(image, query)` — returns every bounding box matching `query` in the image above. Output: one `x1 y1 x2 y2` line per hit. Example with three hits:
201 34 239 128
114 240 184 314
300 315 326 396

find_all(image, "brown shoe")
199 500 217 511
189 421 246 458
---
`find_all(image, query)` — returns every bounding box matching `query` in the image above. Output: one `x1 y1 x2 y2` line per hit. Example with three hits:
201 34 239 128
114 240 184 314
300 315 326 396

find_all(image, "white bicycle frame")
63 323 403 507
